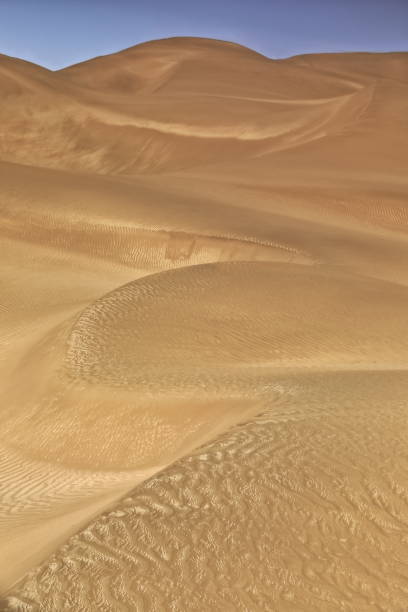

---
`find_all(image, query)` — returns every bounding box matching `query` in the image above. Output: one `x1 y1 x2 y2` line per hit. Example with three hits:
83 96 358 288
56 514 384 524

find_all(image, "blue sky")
1 0 407 69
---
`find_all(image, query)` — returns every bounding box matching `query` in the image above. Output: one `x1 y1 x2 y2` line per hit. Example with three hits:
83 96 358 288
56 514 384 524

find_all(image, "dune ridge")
1 37 408 610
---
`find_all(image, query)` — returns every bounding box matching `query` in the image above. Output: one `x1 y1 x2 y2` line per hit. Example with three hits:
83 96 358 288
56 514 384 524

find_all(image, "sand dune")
0 38 390 173
1 37 408 610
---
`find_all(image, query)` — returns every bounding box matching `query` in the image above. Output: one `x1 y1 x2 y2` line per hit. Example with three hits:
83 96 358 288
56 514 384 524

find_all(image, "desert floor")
1 37 408 611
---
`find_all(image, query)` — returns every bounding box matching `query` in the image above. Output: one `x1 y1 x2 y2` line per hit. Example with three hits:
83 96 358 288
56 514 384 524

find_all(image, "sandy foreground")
1 37 408 610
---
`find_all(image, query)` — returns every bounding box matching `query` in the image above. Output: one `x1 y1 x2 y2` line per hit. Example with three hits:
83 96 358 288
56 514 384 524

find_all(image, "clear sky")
1 0 407 70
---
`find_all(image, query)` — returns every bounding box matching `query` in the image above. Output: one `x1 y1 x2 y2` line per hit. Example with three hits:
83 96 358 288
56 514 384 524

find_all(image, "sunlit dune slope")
1 37 408 610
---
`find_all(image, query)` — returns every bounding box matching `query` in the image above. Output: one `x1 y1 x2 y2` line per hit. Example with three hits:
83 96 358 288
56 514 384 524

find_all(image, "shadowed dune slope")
1 37 408 610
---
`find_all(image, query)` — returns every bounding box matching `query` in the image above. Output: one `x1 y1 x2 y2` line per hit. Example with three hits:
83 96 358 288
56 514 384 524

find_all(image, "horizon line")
1 35 407 72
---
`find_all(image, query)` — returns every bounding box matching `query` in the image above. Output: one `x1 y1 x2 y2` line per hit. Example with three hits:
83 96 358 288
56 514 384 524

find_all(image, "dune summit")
1 37 408 610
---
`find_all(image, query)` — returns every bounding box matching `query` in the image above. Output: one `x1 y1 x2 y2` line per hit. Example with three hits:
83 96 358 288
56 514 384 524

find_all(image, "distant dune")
1 37 408 611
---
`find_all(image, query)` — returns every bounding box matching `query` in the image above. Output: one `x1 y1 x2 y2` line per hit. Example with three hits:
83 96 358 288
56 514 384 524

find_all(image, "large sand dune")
1 37 408 610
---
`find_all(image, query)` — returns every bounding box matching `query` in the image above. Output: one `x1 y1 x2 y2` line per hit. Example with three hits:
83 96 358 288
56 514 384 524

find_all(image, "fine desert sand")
1 37 408 610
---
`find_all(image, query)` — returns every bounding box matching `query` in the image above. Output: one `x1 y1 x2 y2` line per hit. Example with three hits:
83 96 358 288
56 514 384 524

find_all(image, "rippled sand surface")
6 371 408 611
1 37 408 610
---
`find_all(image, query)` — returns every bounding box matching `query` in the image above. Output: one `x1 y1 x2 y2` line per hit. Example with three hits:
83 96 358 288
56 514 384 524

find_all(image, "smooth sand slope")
1 37 408 610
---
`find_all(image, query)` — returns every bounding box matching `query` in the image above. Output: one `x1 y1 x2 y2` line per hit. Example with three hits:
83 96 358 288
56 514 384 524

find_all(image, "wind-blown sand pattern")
1 37 408 610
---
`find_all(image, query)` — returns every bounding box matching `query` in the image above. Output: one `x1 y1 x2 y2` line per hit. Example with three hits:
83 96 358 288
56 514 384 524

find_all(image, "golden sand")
1 37 408 610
